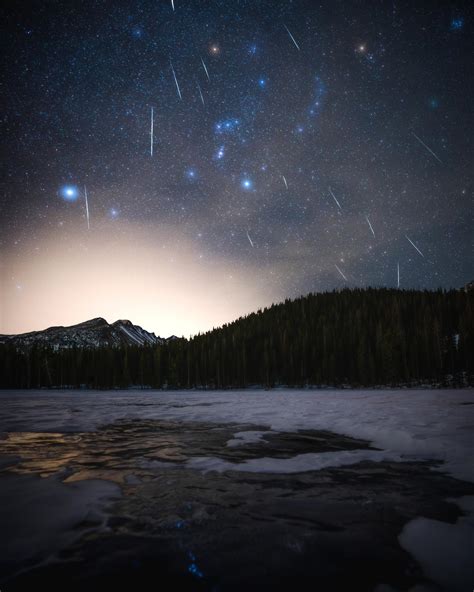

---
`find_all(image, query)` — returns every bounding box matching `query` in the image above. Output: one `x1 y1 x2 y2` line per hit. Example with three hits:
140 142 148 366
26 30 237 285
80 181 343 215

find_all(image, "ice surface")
0 389 473 590
1 389 471 481
0 473 120 570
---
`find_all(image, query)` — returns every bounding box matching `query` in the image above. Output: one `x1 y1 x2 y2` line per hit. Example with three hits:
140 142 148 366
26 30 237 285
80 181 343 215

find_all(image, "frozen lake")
0 389 473 591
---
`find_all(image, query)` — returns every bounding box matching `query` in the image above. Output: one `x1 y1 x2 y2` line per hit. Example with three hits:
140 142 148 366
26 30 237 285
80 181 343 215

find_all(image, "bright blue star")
450 18 464 30
110 208 119 219
258 78 266 88
185 168 198 181
60 185 79 202
241 178 253 190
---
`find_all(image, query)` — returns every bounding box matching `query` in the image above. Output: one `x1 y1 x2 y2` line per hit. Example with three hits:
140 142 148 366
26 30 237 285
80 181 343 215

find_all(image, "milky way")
1 0 472 334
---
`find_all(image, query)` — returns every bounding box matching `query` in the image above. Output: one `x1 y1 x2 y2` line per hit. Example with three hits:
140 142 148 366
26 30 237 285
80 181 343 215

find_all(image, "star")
60 185 79 202
241 178 253 191
450 18 464 31
131 26 143 39
185 168 198 181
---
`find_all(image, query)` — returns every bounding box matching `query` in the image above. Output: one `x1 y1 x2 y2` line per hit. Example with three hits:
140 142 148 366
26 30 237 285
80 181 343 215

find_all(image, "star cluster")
1 0 472 334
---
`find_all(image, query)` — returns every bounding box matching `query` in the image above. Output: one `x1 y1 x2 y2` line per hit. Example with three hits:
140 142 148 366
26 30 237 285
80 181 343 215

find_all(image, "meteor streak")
84 185 90 230
170 60 182 100
411 132 442 164
365 215 375 237
201 57 210 81
405 234 425 258
328 187 342 210
284 25 300 50
246 231 254 248
335 264 347 281
197 81 205 105
150 107 154 156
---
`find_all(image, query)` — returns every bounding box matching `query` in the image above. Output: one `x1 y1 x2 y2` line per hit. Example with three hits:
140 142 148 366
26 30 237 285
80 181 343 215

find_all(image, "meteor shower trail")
84 185 90 230
284 25 300 50
366 215 375 237
405 234 425 258
150 107 154 156
201 57 210 81
411 132 442 164
170 60 182 100
335 264 347 281
328 187 342 210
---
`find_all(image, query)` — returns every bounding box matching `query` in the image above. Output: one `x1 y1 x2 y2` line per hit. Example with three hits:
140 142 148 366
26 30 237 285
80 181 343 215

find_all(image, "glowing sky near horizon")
1 224 283 337
1 0 472 336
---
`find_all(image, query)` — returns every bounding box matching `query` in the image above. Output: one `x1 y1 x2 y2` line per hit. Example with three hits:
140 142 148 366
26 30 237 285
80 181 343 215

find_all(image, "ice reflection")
0 421 188 483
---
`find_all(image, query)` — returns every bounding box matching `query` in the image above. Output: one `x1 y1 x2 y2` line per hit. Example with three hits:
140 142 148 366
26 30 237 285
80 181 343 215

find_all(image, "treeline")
1 288 472 389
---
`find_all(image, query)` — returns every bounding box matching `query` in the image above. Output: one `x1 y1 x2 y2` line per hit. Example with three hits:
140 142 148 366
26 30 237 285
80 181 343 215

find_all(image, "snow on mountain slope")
0 318 166 349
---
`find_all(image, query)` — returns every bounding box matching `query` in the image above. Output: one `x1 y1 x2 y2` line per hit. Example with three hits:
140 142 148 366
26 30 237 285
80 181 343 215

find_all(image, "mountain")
0 317 166 349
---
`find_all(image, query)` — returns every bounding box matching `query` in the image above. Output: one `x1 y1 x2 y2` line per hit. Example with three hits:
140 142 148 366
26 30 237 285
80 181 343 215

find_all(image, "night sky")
1 0 472 336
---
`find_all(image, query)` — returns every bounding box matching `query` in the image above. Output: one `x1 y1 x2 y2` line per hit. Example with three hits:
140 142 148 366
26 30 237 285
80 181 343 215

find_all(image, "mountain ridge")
0 317 172 349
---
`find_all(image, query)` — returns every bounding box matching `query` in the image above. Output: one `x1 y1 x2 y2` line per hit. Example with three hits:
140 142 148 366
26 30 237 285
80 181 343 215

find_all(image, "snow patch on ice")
226 430 271 447
398 497 474 592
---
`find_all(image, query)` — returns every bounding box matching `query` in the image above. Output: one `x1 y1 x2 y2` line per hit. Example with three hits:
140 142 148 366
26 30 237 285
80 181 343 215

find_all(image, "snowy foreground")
0 389 473 591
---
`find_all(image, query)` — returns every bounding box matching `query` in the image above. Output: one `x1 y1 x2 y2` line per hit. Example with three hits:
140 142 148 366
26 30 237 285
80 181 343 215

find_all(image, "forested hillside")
1 288 472 389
